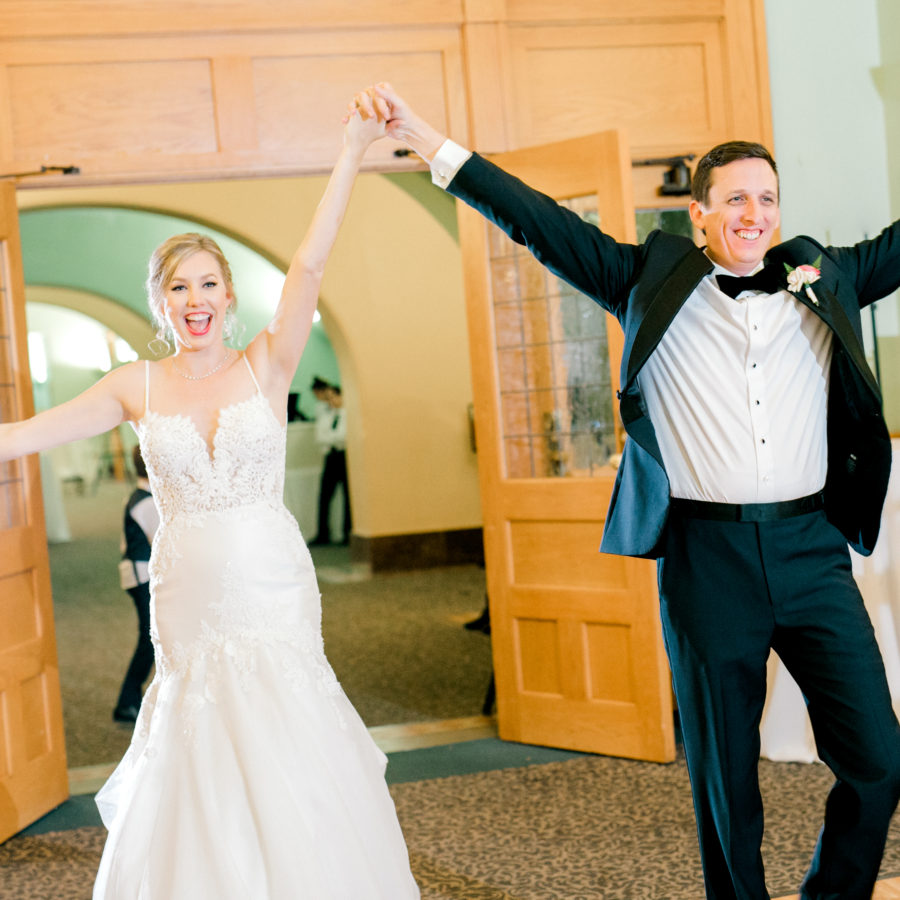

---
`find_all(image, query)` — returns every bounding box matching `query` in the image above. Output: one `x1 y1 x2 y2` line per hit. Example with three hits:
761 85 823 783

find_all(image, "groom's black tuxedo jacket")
449 153 900 559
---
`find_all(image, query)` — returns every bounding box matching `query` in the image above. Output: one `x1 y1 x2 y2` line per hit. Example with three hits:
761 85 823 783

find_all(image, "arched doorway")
19 204 357 768
16 190 491 773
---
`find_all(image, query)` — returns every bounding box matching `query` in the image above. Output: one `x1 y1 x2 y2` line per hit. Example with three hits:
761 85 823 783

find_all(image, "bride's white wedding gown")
93 357 419 899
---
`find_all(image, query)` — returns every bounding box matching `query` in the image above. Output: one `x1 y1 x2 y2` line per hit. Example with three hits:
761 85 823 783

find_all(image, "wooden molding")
0 0 771 196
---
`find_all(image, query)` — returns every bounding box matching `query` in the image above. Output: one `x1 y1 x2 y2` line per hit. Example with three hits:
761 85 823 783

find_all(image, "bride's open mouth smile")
185 313 212 336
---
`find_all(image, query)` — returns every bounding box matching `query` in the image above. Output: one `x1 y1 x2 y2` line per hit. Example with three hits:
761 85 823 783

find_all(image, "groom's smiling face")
689 157 780 275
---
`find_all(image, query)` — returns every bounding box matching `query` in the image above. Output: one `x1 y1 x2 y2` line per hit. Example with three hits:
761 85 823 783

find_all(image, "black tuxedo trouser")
116 582 154 711
658 509 900 900
316 448 351 542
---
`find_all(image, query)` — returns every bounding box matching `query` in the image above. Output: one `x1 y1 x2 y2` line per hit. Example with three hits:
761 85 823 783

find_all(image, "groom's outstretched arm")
352 83 641 314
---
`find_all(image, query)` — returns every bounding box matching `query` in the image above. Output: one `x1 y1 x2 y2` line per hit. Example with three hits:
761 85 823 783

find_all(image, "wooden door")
460 131 674 762
0 180 68 841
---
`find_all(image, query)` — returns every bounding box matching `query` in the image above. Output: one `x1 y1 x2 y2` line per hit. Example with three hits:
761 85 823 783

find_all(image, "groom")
357 83 900 899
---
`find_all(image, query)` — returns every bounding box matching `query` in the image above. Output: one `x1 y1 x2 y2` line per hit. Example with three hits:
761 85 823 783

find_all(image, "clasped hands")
346 83 392 126
345 83 446 162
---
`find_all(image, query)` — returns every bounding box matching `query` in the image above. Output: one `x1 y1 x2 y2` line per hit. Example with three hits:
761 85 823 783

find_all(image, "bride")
0 99 419 898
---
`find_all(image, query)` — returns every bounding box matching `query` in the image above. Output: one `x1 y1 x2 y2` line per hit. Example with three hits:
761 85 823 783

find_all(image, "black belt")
669 491 824 522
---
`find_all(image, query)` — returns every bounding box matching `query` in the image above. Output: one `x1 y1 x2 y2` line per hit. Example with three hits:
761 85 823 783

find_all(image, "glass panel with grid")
0 242 26 528
489 195 616 479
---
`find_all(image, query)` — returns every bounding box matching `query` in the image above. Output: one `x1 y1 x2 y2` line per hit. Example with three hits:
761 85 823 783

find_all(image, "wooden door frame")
0 179 69 841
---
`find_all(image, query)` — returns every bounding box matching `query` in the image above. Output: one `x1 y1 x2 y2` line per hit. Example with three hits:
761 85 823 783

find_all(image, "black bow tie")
716 266 779 299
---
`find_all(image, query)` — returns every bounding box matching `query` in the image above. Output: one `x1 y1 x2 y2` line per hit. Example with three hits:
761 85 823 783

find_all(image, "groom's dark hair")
691 141 778 206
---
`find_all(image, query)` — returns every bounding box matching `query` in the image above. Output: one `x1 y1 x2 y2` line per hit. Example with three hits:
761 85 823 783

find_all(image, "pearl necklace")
173 350 234 381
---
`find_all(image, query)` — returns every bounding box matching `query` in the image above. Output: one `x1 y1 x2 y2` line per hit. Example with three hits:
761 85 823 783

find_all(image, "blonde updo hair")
145 233 238 342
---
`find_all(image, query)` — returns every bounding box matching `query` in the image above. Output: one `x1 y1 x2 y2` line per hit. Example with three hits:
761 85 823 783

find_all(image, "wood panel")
9 59 219 157
0 0 771 193
0 28 467 184
0 180 68 841
505 22 727 153
722 0 773 142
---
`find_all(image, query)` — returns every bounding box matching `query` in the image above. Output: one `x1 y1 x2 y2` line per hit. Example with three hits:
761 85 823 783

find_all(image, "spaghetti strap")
144 360 150 416
242 353 263 394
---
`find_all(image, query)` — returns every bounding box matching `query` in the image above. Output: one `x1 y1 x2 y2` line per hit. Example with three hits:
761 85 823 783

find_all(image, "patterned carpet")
4 744 900 899
17 484 899 897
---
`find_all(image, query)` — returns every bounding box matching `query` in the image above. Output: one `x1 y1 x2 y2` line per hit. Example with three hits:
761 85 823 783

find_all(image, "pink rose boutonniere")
784 255 822 305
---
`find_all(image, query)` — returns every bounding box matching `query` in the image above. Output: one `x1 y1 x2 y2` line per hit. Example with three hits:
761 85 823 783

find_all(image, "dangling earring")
223 304 243 346
148 323 171 357
223 306 236 344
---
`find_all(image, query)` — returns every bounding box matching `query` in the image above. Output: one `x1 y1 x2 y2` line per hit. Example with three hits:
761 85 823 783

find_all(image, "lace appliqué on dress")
135 390 347 744
139 394 285 525
167 560 346 742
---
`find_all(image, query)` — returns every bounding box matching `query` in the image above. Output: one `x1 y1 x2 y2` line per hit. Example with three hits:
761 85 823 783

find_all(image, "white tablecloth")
40 452 71 544
760 438 900 761
280 420 346 542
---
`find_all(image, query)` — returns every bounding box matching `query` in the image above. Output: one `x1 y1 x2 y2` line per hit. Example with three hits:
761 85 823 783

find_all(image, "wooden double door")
459 132 675 762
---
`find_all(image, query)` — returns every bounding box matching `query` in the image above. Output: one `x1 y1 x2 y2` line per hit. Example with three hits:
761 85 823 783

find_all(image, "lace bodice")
135 359 286 524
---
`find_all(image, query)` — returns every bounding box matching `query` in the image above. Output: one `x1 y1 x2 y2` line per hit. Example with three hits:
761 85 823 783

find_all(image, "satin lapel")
803 283 881 398
767 241 880 399
624 248 713 388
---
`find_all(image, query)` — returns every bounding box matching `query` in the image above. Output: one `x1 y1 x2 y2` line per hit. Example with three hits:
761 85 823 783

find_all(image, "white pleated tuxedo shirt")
429 139 833 504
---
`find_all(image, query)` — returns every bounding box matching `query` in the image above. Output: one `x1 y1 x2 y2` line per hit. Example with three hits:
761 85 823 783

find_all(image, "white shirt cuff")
430 139 472 189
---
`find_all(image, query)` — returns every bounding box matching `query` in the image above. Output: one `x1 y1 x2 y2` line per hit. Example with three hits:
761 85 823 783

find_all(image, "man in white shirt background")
309 377 351 546
352 83 900 900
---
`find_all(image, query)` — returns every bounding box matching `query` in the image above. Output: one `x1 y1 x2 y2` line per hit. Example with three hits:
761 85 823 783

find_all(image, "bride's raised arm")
247 101 385 388
0 360 144 463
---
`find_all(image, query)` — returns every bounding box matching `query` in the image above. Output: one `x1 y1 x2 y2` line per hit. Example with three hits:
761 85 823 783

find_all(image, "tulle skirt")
93 505 419 899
